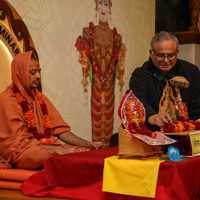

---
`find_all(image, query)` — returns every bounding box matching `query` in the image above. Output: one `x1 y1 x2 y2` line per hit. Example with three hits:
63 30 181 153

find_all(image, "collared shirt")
154 69 175 90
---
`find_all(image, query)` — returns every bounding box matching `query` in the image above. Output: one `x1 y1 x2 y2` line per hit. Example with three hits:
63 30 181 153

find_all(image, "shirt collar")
154 68 175 81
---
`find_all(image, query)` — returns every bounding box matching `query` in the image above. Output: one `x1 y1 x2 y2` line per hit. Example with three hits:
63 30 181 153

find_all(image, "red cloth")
21 147 200 200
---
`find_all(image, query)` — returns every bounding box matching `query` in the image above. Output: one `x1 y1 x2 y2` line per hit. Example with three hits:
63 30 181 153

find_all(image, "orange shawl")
0 51 70 168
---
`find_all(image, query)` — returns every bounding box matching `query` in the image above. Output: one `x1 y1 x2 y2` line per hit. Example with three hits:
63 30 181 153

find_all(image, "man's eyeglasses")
152 51 177 61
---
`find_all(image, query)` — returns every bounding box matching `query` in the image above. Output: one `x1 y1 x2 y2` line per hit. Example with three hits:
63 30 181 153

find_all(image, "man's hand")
54 146 75 155
39 144 75 155
148 113 171 127
88 141 104 150
58 132 104 149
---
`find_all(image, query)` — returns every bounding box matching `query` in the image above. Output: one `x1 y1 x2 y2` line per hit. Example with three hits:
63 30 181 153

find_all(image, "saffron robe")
0 51 70 169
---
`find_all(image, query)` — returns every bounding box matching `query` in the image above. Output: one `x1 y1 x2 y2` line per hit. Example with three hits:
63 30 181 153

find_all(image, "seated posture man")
0 51 102 169
129 31 200 131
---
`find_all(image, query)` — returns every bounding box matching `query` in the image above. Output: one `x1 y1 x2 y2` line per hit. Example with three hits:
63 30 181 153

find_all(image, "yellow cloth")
102 155 164 198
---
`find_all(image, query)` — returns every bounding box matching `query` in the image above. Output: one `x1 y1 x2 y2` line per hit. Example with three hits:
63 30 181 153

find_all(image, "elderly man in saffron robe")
0 50 102 169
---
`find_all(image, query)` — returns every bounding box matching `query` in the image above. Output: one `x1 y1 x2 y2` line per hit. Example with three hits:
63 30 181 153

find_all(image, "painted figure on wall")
75 0 126 147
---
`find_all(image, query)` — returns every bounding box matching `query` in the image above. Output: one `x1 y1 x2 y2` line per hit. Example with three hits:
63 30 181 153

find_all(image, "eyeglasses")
152 51 177 61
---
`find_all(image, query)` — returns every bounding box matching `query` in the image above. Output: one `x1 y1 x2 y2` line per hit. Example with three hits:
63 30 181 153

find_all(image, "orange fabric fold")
0 180 22 190
0 169 38 181
0 157 11 169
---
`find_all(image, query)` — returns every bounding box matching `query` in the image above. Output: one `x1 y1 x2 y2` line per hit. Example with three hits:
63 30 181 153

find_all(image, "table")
21 147 200 200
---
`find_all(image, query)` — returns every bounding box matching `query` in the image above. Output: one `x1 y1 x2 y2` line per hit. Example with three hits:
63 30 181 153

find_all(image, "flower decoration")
193 121 200 129
126 99 153 137
12 85 52 145
120 91 157 139
75 35 86 52
176 100 189 121
161 76 198 134
163 120 200 133
167 146 182 161
163 95 200 133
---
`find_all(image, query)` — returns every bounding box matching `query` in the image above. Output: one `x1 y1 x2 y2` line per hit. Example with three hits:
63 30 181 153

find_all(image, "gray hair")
150 31 179 51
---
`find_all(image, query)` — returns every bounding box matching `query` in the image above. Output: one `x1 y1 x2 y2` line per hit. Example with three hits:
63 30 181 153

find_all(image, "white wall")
8 0 155 141
178 44 200 68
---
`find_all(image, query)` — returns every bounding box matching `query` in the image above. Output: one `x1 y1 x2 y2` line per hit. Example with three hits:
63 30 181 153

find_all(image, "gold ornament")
169 76 190 88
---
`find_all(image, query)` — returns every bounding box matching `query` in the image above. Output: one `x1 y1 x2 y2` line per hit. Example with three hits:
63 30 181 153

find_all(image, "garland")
163 120 200 133
126 99 156 138
176 100 189 121
12 86 52 145
163 99 200 133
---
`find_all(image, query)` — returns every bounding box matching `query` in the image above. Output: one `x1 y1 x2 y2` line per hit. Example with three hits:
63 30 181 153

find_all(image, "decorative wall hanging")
75 0 126 147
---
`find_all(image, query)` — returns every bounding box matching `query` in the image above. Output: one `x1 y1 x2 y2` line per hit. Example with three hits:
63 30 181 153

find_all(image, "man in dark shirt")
110 31 200 146
129 31 200 131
